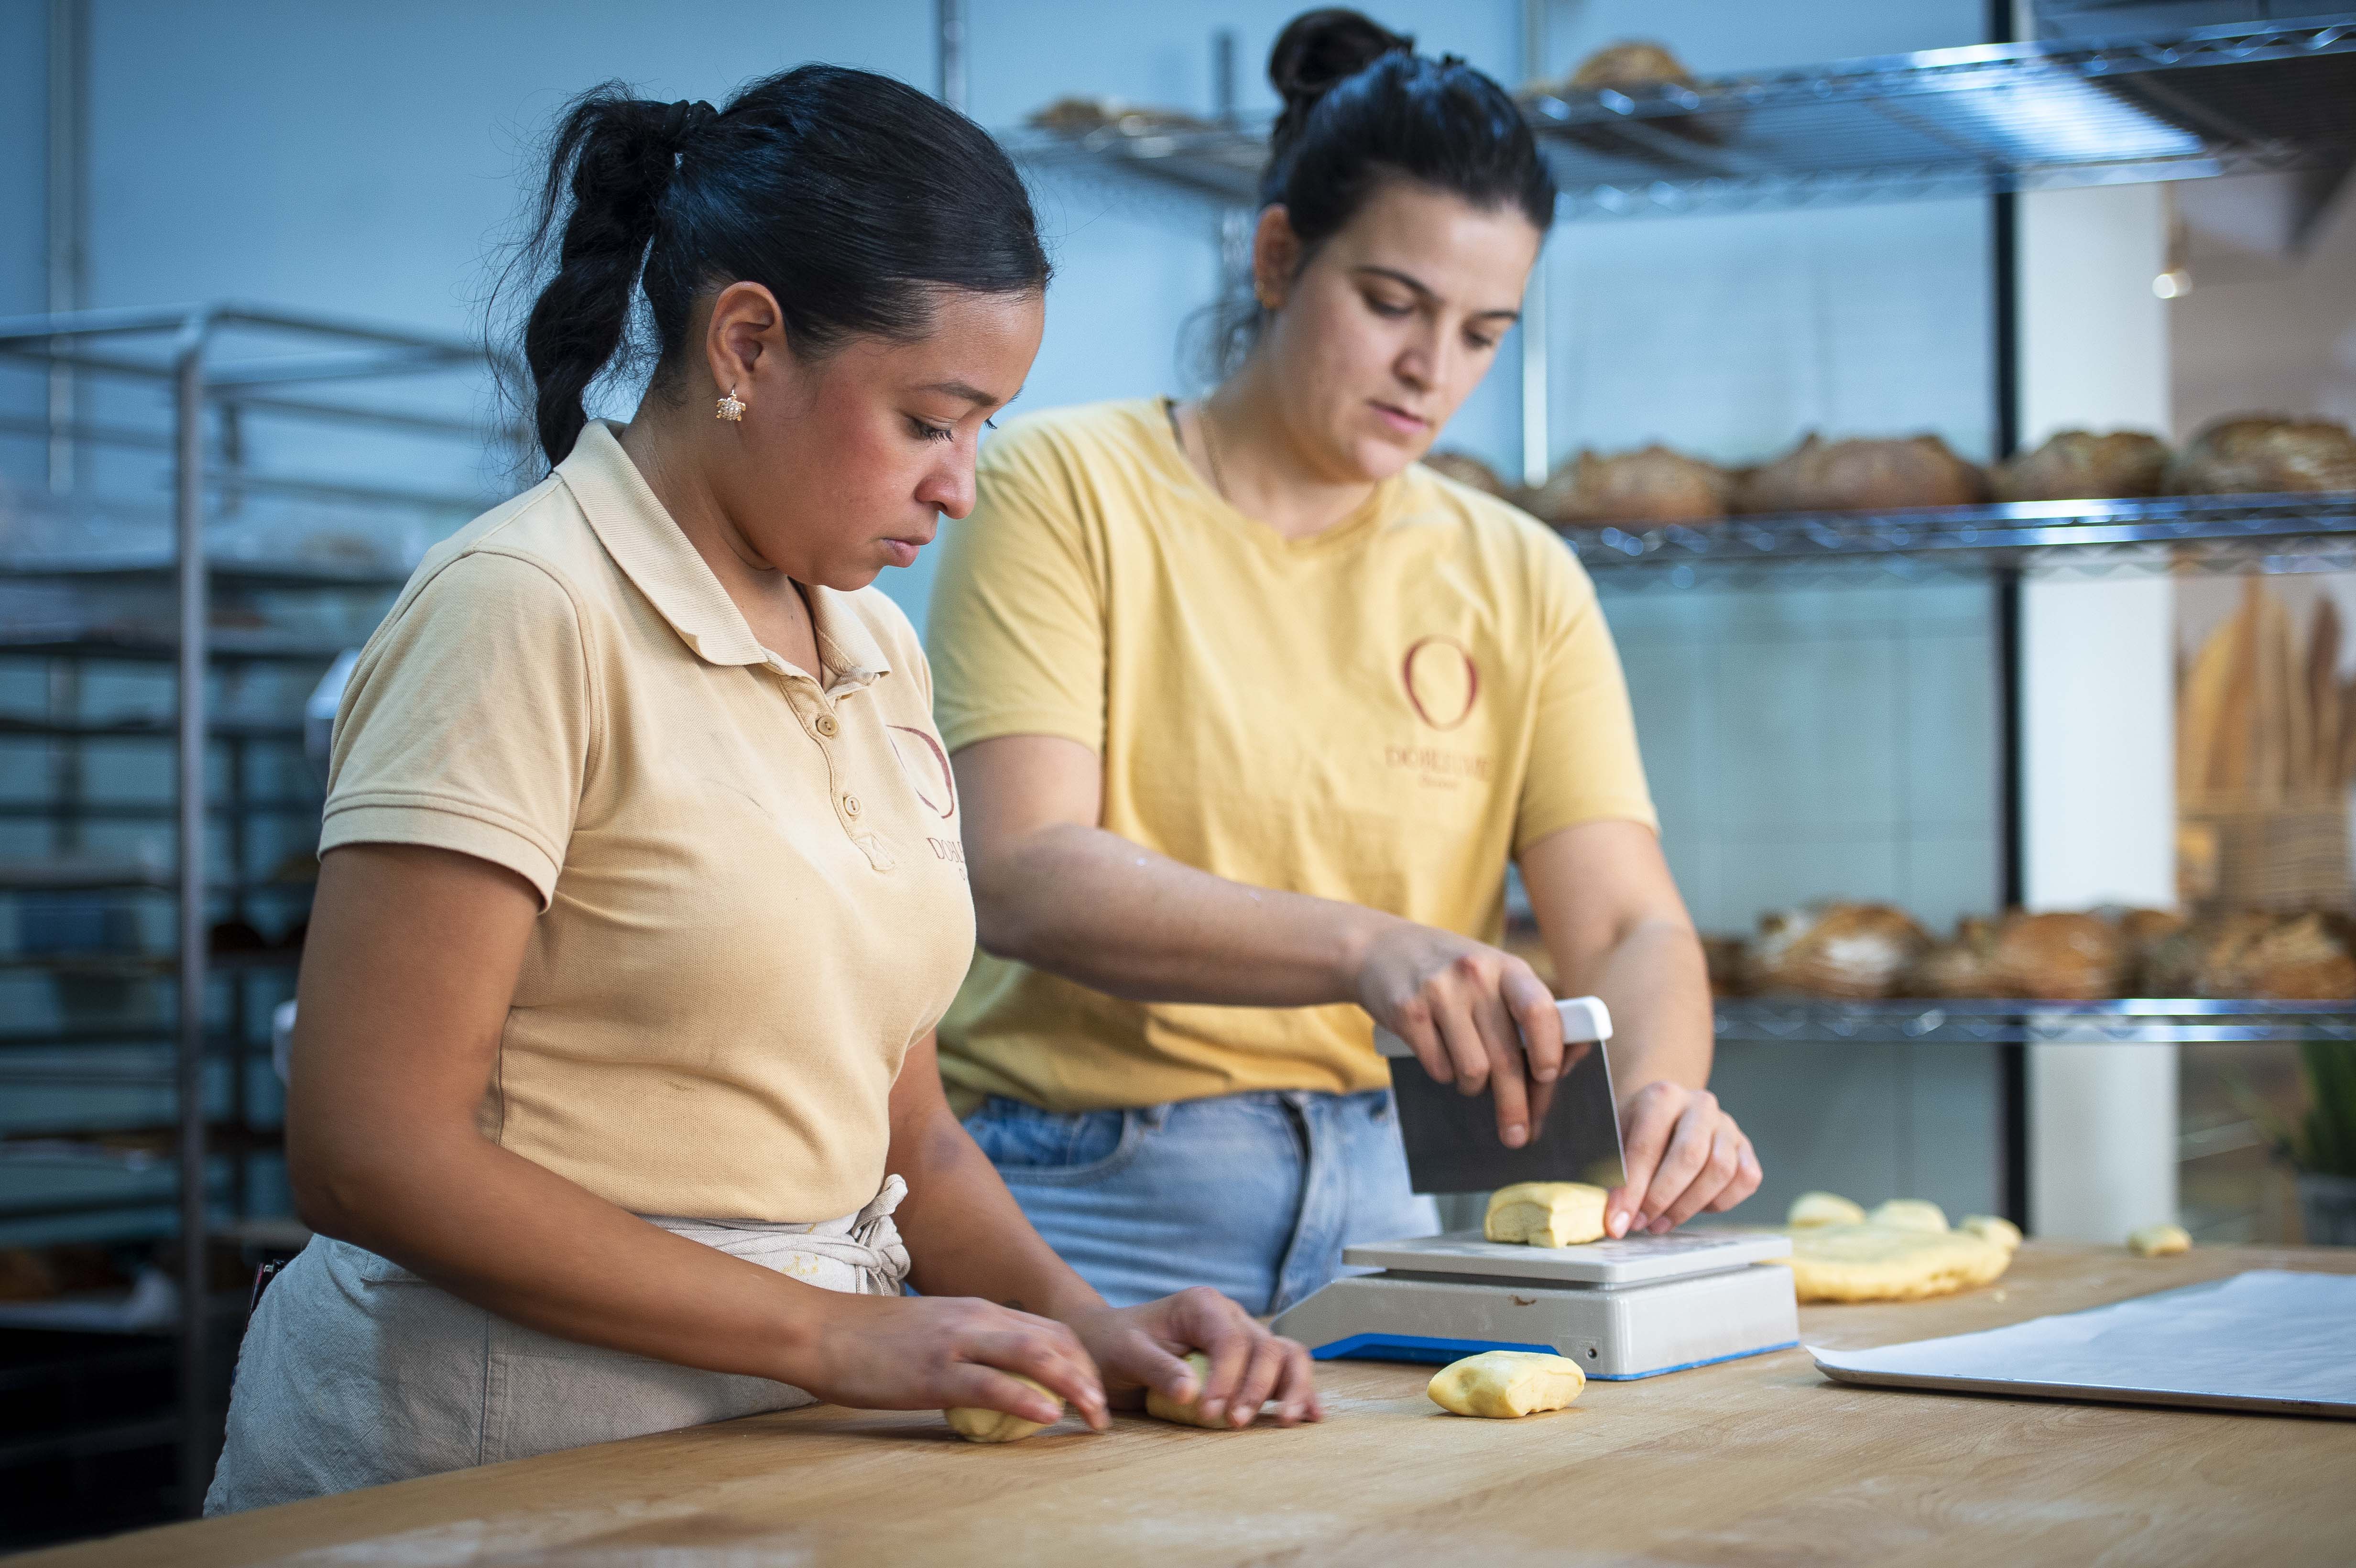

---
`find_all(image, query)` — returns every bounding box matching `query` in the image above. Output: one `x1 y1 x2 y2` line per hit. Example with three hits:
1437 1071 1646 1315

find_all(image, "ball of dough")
1428 1351 1588 1418
944 1374 1061 1444
1959 1214 2023 1252
1145 1351 1230 1429
1867 1198 1950 1233
1788 1191 1866 1229
2128 1223 2191 1257
1787 1226 2010 1303
1484 1182 1609 1247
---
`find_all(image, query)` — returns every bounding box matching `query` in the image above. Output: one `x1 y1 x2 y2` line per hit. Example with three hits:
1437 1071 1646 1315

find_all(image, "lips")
1371 401 1430 437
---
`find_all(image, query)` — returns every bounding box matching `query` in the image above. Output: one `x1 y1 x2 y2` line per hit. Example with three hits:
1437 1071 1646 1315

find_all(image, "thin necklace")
1194 401 1232 503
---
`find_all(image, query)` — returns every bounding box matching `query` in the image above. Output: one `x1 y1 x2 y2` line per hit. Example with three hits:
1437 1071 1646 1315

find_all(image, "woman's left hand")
1609 1080 1762 1237
1063 1286 1322 1428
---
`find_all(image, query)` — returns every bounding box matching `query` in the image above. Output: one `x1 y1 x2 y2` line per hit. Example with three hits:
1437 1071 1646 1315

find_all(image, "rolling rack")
1003 2 2356 1232
0 304 500 1519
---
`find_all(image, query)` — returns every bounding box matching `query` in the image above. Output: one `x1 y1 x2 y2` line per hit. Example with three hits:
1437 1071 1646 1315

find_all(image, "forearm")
294 1122 834 1385
1556 915 1713 1098
887 1094 1105 1321
977 821 1395 1006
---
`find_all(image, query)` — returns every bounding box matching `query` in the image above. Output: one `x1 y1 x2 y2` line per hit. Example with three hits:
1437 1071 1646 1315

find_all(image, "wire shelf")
1567 492 2356 587
1717 997 2356 1045
1010 18 2356 221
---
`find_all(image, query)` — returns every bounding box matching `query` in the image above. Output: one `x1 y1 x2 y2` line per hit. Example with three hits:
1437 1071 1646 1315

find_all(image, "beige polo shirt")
320 421 975 1223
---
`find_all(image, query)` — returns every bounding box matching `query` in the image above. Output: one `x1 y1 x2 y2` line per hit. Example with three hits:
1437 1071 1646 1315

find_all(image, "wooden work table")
26 1243 2356 1567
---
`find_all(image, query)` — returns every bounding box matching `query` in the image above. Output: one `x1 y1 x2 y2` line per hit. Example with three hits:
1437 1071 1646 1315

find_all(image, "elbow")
285 1136 385 1246
969 870 1046 963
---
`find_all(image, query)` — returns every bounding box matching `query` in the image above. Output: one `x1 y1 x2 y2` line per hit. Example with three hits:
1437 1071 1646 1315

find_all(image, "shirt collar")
558 421 892 693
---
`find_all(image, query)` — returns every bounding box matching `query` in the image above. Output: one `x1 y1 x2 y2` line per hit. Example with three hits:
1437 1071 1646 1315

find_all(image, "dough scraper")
1271 996 1798 1379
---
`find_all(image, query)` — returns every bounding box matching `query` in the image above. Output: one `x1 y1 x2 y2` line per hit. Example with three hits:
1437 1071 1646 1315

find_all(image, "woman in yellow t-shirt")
929 11 1760 1314
207 68 1313 1515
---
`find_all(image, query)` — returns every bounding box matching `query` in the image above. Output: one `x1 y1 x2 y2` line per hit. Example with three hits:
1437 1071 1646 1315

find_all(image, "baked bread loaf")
1909 916 2005 998
1026 97 1212 136
2167 414 2356 495
1421 450 1513 500
1738 433 1990 514
2143 909 2356 998
1747 903 1932 999
1535 444 1733 526
1701 934 1752 998
1570 40 1695 90
1994 430 2169 501
1992 911 2127 1000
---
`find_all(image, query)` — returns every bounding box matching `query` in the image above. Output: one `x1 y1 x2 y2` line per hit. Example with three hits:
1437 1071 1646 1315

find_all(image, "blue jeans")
963 1089 1440 1315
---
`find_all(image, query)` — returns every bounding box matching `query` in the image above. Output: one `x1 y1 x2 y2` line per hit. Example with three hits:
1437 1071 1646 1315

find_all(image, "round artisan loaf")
1746 902 1932 999
2166 414 2356 495
1908 915 2005 998
1737 433 1989 514
1994 430 2169 501
1421 449 1514 500
1534 444 1733 525
1570 39 1695 89
1992 911 2128 1000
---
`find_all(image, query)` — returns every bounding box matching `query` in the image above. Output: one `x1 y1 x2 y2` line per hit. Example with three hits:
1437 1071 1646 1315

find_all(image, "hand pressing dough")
1789 1191 1866 1229
1785 1225 2010 1303
944 1374 1061 1444
1428 1351 1587 1418
1145 1351 1230 1429
2128 1222 2192 1257
1960 1214 2023 1252
1484 1181 1609 1247
1867 1198 1950 1233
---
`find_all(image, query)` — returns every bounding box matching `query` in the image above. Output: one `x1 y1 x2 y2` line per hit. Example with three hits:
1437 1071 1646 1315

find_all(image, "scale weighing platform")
1271 1229 1800 1381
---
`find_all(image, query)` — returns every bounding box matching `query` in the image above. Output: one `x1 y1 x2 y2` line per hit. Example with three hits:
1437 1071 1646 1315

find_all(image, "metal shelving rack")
1003 3 2356 1231
0 303 497 1512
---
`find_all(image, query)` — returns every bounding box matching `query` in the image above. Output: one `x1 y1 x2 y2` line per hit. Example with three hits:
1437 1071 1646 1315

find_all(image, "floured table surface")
25 1244 2356 1568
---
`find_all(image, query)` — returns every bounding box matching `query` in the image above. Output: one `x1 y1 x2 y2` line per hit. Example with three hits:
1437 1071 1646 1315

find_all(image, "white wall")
2016 180 2179 1243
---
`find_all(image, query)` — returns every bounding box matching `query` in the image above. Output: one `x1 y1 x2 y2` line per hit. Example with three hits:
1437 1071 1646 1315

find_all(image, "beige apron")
206 1176 910 1515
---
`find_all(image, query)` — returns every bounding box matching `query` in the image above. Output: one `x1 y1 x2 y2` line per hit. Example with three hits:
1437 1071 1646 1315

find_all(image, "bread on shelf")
1535 444 1734 526
2166 414 2356 495
1421 450 1514 500
1908 916 2005 998
1026 97 1213 137
1746 903 1931 999
1990 911 2128 1000
1993 430 2169 501
1568 40 1695 91
1736 433 1990 514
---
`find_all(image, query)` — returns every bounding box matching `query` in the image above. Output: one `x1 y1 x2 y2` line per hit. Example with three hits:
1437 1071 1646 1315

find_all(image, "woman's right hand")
1352 918 1578 1150
785 1292 1112 1430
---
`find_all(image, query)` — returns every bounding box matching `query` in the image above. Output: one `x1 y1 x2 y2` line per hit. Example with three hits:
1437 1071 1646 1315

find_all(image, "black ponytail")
503 67 1050 470
1198 9 1552 376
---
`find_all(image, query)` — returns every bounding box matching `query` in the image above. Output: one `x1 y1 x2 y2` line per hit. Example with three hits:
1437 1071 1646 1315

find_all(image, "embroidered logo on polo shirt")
887 725 958 820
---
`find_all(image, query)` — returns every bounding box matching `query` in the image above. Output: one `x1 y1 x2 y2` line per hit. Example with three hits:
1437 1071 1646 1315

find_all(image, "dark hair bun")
1268 8 1414 157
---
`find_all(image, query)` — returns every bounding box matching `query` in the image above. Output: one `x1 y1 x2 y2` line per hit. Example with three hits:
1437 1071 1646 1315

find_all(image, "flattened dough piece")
1788 1225 2010 1303
1789 1191 1866 1229
1960 1214 2022 1252
945 1374 1061 1444
1428 1351 1587 1418
1867 1198 1950 1233
1484 1181 1609 1247
2128 1222 2191 1257
1145 1352 1228 1429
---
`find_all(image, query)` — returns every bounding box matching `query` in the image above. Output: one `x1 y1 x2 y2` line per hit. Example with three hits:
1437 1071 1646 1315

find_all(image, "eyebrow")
918 379 1017 409
1354 265 1522 323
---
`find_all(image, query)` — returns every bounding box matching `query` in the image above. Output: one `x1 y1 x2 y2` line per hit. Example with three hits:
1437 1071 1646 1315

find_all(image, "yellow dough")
1867 1198 1950 1233
1484 1182 1609 1247
944 1374 1061 1444
1960 1214 2023 1252
1788 1191 1866 1229
2128 1222 2192 1257
1428 1351 1587 1418
1785 1224 2011 1303
1145 1352 1229 1428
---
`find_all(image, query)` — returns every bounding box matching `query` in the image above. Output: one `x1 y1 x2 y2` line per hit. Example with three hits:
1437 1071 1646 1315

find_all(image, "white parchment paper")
1810 1269 2356 1417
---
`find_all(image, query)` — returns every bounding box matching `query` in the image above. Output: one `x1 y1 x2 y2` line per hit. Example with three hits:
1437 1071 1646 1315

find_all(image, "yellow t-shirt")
928 398 1655 1113
321 421 976 1222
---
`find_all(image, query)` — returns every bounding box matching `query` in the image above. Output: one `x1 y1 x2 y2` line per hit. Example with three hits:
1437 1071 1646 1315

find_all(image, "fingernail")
1504 1124 1527 1148
1232 1407 1251 1427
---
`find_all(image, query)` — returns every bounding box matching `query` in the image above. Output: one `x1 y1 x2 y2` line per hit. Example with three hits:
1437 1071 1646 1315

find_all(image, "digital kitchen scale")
1269 996 1801 1380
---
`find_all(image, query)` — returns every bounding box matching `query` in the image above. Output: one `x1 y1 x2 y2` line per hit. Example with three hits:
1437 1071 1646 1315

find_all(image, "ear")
1252 206 1304 312
704 280 785 398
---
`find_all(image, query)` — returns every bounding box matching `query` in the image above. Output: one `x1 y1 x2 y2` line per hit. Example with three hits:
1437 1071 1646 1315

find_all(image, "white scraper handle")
1374 995 1612 1057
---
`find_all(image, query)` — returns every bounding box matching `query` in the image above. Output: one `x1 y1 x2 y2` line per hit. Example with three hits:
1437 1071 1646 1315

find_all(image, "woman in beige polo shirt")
207 67 1312 1514
929 12 1762 1315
